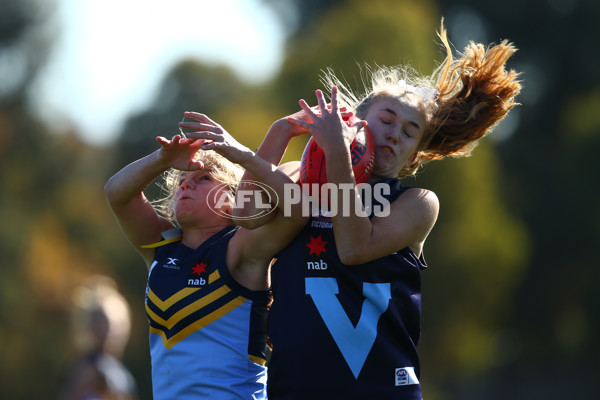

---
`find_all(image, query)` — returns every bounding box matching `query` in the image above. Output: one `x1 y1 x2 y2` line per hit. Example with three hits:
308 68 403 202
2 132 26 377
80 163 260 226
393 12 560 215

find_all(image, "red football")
299 115 375 186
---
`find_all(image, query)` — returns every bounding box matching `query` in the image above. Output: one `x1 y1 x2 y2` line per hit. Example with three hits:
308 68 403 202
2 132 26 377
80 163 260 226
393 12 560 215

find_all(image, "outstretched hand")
287 86 367 153
283 100 355 138
178 112 254 165
155 134 206 171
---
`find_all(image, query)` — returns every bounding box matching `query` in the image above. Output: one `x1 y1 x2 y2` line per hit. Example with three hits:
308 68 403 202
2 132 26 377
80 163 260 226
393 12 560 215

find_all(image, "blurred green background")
1 0 599 399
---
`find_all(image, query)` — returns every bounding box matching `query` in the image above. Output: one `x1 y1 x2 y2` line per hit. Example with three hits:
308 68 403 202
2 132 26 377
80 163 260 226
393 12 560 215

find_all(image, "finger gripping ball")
299 115 375 186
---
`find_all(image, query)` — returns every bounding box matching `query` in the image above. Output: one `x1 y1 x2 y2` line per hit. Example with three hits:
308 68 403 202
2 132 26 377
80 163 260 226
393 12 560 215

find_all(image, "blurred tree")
0 0 62 396
0 0 51 100
430 0 600 398
262 0 343 38
116 62 248 162
0 1 152 397
415 144 530 399
270 0 439 114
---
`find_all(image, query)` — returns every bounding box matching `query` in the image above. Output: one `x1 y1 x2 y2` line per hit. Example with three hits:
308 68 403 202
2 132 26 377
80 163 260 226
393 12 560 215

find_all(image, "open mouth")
381 145 395 155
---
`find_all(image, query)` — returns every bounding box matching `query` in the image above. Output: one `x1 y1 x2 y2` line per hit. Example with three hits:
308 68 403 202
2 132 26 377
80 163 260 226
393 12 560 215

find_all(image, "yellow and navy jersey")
143 226 271 400
268 178 426 400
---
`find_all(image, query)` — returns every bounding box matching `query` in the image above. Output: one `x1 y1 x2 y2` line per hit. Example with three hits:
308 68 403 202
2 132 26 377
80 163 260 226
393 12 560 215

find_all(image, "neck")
367 174 396 184
180 223 231 249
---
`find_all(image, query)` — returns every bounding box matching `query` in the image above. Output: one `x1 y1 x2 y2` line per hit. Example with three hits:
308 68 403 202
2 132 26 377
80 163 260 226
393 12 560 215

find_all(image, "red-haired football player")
182 20 521 400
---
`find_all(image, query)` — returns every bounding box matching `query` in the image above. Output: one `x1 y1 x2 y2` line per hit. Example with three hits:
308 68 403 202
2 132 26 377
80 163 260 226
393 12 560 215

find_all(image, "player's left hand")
178 112 254 164
287 87 366 154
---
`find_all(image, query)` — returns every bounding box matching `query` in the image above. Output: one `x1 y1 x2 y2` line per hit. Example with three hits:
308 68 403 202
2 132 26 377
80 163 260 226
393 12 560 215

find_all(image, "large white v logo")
305 277 391 378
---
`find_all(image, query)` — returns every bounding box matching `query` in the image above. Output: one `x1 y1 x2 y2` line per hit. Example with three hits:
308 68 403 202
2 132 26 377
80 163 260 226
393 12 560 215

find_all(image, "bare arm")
104 135 204 266
231 119 300 228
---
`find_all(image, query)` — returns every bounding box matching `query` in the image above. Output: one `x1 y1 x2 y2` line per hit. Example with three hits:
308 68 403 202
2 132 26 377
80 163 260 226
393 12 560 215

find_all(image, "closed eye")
194 174 212 184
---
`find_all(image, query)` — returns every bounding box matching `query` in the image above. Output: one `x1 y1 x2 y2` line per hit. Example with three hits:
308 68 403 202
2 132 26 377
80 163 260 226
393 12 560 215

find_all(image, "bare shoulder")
401 188 439 215
369 187 439 257
390 187 439 226
389 187 438 255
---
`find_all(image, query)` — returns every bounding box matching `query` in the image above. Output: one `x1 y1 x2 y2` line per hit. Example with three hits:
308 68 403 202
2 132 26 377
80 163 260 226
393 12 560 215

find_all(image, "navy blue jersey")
144 226 271 400
268 178 426 400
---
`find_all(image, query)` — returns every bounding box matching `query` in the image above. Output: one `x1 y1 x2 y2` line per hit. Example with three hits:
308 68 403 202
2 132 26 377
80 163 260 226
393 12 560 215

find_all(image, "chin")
174 208 200 223
372 160 392 176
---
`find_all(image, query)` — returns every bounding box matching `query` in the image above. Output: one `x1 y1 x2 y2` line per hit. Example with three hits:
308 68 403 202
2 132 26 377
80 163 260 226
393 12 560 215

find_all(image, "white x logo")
167 258 178 265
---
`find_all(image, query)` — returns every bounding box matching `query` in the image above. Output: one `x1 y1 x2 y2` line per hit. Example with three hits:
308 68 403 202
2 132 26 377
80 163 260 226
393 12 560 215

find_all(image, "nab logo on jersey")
306 235 328 270
307 259 328 270
187 262 208 287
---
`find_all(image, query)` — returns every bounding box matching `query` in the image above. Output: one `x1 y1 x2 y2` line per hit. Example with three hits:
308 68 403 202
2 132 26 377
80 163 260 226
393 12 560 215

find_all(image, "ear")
212 190 235 217
220 193 235 216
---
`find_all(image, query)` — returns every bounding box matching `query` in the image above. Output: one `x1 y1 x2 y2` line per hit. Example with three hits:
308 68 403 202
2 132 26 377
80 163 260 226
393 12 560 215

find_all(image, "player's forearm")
234 119 296 223
324 148 374 264
104 150 168 208
236 152 295 209
238 119 294 184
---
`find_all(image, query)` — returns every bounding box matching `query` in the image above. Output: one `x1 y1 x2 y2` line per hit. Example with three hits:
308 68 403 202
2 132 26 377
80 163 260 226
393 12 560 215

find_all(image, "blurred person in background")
60 275 138 400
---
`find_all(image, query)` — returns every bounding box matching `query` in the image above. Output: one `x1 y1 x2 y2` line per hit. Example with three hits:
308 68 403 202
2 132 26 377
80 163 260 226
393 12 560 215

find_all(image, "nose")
180 179 194 190
385 127 399 145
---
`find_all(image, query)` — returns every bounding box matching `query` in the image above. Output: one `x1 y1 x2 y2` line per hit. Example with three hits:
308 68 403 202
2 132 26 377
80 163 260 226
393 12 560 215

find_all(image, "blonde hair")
322 19 522 178
153 150 244 221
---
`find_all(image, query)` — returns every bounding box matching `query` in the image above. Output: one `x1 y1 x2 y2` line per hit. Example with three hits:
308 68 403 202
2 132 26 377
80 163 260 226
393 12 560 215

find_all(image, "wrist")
270 119 296 140
320 135 351 157
153 149 173 171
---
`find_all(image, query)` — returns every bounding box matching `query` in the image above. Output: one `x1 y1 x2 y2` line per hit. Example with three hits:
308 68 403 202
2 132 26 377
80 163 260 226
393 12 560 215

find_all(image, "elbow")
104 178 117 204
337 247 367 266
103 177 125 208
